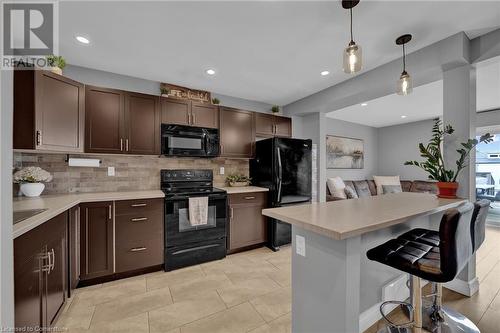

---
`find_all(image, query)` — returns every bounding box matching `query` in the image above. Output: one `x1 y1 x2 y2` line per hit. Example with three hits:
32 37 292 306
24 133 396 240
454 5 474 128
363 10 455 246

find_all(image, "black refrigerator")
250 137 312 251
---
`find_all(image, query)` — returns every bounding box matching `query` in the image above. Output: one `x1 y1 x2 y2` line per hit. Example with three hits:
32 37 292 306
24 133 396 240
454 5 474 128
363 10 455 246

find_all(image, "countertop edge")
217 186 269 194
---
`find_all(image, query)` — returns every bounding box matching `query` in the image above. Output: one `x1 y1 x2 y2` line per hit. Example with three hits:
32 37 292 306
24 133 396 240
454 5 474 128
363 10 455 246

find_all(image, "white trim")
444 277 479 297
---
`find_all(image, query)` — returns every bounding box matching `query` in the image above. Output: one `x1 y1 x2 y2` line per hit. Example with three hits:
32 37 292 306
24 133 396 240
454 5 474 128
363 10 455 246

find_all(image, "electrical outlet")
296 235 306 257
219 167 225 175
107 166 115 176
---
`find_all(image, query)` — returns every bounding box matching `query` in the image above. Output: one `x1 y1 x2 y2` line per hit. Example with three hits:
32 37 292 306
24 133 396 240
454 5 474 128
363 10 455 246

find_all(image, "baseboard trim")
444 277 479 296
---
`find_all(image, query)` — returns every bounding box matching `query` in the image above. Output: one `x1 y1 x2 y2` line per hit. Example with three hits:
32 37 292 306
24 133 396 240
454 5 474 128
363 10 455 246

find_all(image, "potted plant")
226 174 251 187
45 55 66 75
271 105 280 114
212 98 220 105
13 167 53 197
405 118 493 198
160 87 169 97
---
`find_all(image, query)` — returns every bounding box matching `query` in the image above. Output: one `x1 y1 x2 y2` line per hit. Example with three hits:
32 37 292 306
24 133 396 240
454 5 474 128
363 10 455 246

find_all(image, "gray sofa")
326 179 438 202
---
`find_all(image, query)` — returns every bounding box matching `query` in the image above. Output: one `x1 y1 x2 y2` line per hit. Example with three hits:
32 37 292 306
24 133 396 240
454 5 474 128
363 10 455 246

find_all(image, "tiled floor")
56 226 500 333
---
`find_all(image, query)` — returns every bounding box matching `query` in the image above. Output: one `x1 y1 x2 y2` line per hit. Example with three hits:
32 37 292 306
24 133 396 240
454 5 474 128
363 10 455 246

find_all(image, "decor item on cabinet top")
271 105 280 114
326 135 364 169
226 174 251 187
45 55 66 75
212 98 220 105
405 118 493 199
13 166 53 197
160 83 211 103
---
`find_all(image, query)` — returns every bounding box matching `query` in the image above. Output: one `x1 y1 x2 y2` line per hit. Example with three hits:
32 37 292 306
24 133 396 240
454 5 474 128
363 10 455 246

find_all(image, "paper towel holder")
65 154 102 165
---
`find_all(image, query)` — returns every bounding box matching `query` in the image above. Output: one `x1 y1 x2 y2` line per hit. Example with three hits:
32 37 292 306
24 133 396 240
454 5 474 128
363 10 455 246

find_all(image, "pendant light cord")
350 8 354 42
402 43 406 72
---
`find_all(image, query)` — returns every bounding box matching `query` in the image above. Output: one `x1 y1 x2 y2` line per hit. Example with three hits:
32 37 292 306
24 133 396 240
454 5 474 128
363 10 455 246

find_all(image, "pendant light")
342 0 362 74
396 34 413 95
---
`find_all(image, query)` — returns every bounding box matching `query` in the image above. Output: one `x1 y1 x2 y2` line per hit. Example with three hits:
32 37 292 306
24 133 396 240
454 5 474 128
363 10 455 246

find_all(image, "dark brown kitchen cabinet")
13 69 85 152
227 192 267 252
160 97 219 129
219 107 254 158
14 211 67 330
255 113 292 138
80 201 114 280
68 206 80 296
86 86 159 155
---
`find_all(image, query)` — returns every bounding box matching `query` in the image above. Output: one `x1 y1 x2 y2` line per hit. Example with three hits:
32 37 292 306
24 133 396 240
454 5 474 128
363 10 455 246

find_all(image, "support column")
442 65 479 296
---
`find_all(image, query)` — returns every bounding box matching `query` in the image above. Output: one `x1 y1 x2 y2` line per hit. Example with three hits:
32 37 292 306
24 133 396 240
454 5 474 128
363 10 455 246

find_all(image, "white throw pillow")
327 177 347 199
373 176 401 195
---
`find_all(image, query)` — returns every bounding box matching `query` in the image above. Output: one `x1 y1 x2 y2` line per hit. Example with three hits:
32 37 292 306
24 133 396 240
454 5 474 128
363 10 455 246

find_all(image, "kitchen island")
262 192 467 333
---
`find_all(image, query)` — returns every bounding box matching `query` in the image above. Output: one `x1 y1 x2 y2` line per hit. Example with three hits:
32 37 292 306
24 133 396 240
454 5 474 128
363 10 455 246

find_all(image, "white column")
318 113 327 203
442 65 479 296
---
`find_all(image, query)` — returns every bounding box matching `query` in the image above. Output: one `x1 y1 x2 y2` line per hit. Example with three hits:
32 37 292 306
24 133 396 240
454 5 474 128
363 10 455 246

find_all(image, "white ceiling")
326 80 443 128
59 1 500 105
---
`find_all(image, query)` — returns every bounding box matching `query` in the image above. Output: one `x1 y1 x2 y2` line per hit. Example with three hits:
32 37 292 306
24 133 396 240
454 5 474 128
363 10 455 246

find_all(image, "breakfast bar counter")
262 192 466 333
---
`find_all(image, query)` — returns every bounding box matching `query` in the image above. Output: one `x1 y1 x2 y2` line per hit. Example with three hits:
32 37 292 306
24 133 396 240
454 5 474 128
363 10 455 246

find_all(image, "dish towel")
188 197 209 226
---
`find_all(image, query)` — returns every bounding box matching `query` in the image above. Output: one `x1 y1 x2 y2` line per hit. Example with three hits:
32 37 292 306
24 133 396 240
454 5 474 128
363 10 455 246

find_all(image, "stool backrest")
471 199 490 252
439 202 474 281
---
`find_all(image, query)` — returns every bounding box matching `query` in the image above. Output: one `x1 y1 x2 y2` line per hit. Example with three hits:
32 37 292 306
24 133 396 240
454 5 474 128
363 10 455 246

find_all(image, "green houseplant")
46 55 66 75
212 98 220 105
405 118 493 198
226 174 251 187
271 105 280 113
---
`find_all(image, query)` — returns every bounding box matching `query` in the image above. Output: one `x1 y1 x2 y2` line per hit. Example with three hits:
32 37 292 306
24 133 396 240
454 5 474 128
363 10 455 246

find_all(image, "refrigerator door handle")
276 147 282 203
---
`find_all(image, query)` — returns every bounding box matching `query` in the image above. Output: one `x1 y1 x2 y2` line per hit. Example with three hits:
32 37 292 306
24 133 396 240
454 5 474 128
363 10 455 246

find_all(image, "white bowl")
20 183 45 197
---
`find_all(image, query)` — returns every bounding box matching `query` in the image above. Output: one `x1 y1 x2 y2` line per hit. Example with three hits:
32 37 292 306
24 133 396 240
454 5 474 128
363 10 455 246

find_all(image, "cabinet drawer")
115 198 163 216
115 210 163 243
229 192 266 205
115 235 163 273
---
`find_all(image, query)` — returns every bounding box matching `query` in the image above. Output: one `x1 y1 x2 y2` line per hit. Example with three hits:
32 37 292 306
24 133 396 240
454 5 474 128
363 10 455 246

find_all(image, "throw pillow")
344 185 359 199
373 176 401 195
382 185 403 194
327 176 347 199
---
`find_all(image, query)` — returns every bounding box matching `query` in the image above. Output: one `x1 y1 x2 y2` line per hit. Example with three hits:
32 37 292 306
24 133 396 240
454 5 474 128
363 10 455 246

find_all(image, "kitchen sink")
13 209 48 225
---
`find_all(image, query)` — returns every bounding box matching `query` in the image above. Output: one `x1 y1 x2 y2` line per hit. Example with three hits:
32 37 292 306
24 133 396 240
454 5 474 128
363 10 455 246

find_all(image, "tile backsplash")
13 153 249 195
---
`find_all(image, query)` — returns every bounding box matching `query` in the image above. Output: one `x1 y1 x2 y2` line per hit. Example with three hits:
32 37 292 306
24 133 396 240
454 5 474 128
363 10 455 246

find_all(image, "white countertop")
13 190 165 239
262 192 466 240
217 186 269 194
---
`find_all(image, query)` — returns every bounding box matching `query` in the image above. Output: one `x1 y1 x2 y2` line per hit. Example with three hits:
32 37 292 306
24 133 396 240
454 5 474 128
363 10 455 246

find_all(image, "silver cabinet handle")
50 248 55 272
131 203 147 207
131 217 148 222
130 247 147 252
126 139 129 151
230 207 234 220
120 138 123 151
36 130 42 146
108 205 112 220
192 113 196 124
244 196 255 200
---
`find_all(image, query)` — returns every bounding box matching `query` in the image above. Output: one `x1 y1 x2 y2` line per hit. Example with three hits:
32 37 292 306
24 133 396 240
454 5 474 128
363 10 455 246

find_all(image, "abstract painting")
326 135 364 169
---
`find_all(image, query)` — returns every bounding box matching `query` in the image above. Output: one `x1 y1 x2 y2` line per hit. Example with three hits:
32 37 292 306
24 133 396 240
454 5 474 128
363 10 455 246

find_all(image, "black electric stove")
161 169 227 271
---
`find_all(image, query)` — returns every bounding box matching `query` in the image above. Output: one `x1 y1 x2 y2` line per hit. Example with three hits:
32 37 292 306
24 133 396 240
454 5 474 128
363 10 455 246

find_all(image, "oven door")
165 192 227 247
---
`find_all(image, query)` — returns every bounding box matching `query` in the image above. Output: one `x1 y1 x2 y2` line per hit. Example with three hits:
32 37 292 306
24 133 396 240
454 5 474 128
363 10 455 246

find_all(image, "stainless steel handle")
230 207 234 220
120 138 123 151
244 196 255 200
188 113 192 124
130 247 147 252
50 248 55 272
276 147 282 203
192 113 196 124
126 139 129 151
36 130 42 146
108 205 112 220
131 203 147 207
131 217 148 222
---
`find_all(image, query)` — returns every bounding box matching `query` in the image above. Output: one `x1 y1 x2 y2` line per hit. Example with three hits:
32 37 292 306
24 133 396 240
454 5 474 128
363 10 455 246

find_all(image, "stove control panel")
161 169 213 182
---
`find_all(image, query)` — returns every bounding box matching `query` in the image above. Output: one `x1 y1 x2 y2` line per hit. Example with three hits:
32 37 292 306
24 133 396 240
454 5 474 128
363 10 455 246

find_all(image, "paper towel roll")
68 158 100 167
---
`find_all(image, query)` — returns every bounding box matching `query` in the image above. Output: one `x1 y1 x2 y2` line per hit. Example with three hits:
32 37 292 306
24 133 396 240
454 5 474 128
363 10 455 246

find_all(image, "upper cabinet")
255 113 292 138
160 97 218 129
219 107 254 158
14 70 85 152
85 86 159 155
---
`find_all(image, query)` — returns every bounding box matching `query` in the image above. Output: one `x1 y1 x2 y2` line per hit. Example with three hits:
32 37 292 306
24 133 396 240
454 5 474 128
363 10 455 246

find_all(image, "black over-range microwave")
161 124 220 157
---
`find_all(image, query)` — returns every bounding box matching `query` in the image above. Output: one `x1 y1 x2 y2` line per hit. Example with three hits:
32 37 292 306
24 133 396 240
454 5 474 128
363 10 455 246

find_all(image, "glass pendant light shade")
343 42 362 74
397 71 412 96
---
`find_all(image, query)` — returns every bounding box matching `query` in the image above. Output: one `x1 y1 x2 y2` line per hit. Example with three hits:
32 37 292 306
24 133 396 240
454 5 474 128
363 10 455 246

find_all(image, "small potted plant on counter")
160 87 170 97
14 167 53 197
45 55 66 75
226 174 251 187
405 118 493 198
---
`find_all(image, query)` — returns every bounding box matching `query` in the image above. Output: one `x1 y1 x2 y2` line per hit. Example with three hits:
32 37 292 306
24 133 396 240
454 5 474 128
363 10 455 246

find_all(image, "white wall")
377 119 435 180
324 118 378 181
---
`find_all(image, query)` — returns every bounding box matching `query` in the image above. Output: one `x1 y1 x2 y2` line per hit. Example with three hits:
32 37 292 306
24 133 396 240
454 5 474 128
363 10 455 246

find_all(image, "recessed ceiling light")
320 70 330 76
361 103 368 106
75 36 90 44
206 69 216 75
401 115 407 118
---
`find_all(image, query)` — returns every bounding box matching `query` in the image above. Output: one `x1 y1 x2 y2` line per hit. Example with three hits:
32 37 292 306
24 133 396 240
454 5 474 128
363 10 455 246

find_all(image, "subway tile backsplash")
13 153 249 195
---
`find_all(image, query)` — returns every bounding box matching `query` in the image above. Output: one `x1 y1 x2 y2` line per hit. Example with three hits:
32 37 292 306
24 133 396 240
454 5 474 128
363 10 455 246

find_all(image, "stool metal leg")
411 276 422 333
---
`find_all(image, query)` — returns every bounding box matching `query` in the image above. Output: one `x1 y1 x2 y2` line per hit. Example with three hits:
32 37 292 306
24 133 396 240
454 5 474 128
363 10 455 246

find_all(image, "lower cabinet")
14 211 67 330
228 192 268 252
68 206 80 296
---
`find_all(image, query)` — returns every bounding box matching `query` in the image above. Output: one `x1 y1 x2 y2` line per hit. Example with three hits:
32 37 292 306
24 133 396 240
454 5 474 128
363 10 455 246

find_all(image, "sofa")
326 179 438 202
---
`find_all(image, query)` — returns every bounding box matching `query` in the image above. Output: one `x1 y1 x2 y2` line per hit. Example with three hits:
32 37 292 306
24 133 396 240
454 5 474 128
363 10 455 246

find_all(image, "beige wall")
14 153 249 195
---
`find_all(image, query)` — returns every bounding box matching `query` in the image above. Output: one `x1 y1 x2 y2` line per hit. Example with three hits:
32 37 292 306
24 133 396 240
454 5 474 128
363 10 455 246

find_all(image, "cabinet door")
255 113 275 137
160 97 190 126
68 206 80 296
80 202 114 280
45 224 66 326
125 93 159 155
229 203 267 250
219 108 254 158
35 71 85 152
85 86 125 154
274 116 292 137
191 102 219 128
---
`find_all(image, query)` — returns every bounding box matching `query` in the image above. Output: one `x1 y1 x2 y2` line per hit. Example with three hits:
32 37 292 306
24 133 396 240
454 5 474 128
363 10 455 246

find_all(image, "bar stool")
367 202 475 333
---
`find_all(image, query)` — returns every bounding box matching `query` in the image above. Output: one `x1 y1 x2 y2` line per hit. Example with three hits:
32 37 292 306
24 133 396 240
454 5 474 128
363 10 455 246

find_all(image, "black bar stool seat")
397 228 440 247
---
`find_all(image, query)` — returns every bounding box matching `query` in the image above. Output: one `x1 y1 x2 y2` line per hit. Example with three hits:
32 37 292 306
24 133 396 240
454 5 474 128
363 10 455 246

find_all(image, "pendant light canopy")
342 0 362 74
396 34 413 96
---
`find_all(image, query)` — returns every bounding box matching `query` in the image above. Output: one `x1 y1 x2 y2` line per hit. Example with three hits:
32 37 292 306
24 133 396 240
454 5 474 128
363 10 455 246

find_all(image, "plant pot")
437 182 459 199
50 67 63 75
20 183 45 197
229 181 249 187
